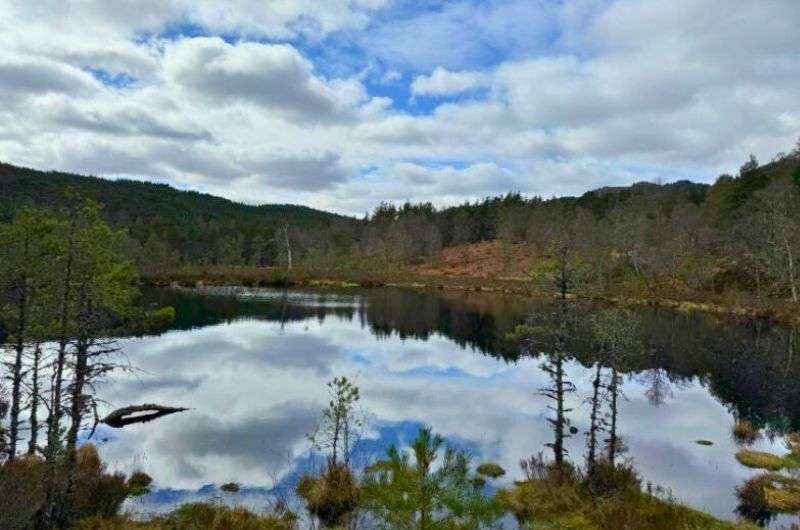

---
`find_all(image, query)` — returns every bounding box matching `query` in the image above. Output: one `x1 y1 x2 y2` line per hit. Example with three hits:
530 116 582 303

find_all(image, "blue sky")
0 0 798 214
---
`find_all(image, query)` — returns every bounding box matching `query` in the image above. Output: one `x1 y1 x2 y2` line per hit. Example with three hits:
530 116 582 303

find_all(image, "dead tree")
27 342 42 456
585 363 604 476
98 404 189 430
282 223 293 271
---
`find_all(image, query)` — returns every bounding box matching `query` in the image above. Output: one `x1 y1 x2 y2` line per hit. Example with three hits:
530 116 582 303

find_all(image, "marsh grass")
296 462 361 528
73 503 298 530
735 450 798 471
498 456 758 530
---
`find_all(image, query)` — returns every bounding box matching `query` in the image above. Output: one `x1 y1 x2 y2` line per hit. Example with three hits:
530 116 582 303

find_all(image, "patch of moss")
496 460 757 530
476 462 506 479
220 482 240 493
735 450 800 471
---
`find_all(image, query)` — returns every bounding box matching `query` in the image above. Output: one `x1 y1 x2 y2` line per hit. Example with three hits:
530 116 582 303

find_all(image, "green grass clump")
220 482 241 493
735 450 800 471
476 462 506 478
497 458 758 530
74 503 297 530
296 462 361 529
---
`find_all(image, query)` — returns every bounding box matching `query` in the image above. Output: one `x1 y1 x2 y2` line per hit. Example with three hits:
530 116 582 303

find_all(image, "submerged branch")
100 404 189 429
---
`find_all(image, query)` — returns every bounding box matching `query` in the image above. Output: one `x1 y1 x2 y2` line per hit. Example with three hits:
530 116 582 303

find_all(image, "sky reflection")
96 287 793 521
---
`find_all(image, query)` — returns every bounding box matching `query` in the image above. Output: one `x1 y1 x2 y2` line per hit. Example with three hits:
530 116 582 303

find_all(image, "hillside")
0 162 350 266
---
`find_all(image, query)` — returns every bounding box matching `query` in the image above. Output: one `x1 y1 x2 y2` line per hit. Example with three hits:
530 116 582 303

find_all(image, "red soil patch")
413 240 537 280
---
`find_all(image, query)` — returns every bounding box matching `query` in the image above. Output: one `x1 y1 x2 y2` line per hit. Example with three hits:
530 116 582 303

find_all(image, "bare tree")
308 376 363 466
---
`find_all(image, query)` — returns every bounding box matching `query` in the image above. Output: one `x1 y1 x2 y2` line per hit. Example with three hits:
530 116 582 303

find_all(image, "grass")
737 473 800 518
73 503 297 530
735 450 798 471
497 457 757 530
140 262 800 326
736 450 782 470
498 476 757 530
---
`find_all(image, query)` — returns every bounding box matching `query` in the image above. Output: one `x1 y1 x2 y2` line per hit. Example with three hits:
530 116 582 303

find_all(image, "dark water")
96 286 799 522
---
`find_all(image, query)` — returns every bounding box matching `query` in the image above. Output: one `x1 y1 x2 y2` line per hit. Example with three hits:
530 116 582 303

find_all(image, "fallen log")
101 404 189 428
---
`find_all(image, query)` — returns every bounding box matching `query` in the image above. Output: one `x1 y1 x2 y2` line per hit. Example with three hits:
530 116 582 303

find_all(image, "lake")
95 286 799 524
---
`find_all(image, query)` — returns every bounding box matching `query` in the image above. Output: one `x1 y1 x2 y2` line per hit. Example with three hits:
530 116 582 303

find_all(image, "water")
95 286 799 523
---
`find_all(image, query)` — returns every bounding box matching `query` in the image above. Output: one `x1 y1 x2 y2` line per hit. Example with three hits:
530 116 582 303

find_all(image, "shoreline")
141 266 800 327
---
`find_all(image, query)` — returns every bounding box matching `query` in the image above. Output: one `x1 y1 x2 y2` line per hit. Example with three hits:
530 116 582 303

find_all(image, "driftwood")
100 404 189 429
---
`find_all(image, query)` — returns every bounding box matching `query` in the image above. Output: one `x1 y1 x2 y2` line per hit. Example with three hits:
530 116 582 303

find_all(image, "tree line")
0 199 180 529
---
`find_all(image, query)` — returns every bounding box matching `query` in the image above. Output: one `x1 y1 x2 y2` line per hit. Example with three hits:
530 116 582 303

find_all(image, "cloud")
0 56 99 98
0 0 799 215
157 400 318 473
163 37 364 123
411 67 489 97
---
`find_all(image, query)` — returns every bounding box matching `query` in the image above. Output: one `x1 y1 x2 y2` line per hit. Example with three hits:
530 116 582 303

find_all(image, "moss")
476 462 506 479
735 450 800 471
158 503 296 530
220 482 241 493
497 460 758 530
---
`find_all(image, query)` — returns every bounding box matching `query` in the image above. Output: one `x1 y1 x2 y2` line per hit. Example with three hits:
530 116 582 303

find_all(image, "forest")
3 142 800 317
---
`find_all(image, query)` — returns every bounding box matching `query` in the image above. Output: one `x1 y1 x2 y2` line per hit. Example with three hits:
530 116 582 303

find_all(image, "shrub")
220 481 241 494
0 444 142 529
732 420 761 445
296 462 361 528
127 471 153 497
476 462 506 479
159 503 296 530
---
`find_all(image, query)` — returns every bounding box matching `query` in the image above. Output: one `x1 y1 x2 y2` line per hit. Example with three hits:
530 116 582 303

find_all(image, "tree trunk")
553 354 566 466
8 235 30 461
28 343 41 456
283 224 293 271
37 216 76 530
785 236 798 303
607 369 620 467
587 363 603 476
61 333 90 527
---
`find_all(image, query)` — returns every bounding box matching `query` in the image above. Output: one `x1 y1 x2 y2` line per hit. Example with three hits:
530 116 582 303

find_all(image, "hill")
0 162 350 266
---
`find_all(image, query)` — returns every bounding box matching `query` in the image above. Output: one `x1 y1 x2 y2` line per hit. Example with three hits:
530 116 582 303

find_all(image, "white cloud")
411 67 489 97
163 37 365 123
0 0 798 215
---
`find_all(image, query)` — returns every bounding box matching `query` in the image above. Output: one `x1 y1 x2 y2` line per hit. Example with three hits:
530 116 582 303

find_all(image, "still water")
95 286 799 522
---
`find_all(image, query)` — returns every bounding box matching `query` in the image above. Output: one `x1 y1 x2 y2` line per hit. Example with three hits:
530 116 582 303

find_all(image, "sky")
0 0 798 215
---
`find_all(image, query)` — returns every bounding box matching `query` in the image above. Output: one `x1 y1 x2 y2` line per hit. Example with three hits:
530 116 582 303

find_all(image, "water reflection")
99 287 798 522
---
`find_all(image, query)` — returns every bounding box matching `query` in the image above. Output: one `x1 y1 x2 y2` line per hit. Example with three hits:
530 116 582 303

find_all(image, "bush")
159 503 296 530
732 420 761 445
476 462 506 479
0 444 142 530
498 455 757 530
296 462 361 528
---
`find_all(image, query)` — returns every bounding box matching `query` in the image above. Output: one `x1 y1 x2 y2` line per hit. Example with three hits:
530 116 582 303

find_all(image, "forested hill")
0 162 350 266
1 146 798 300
